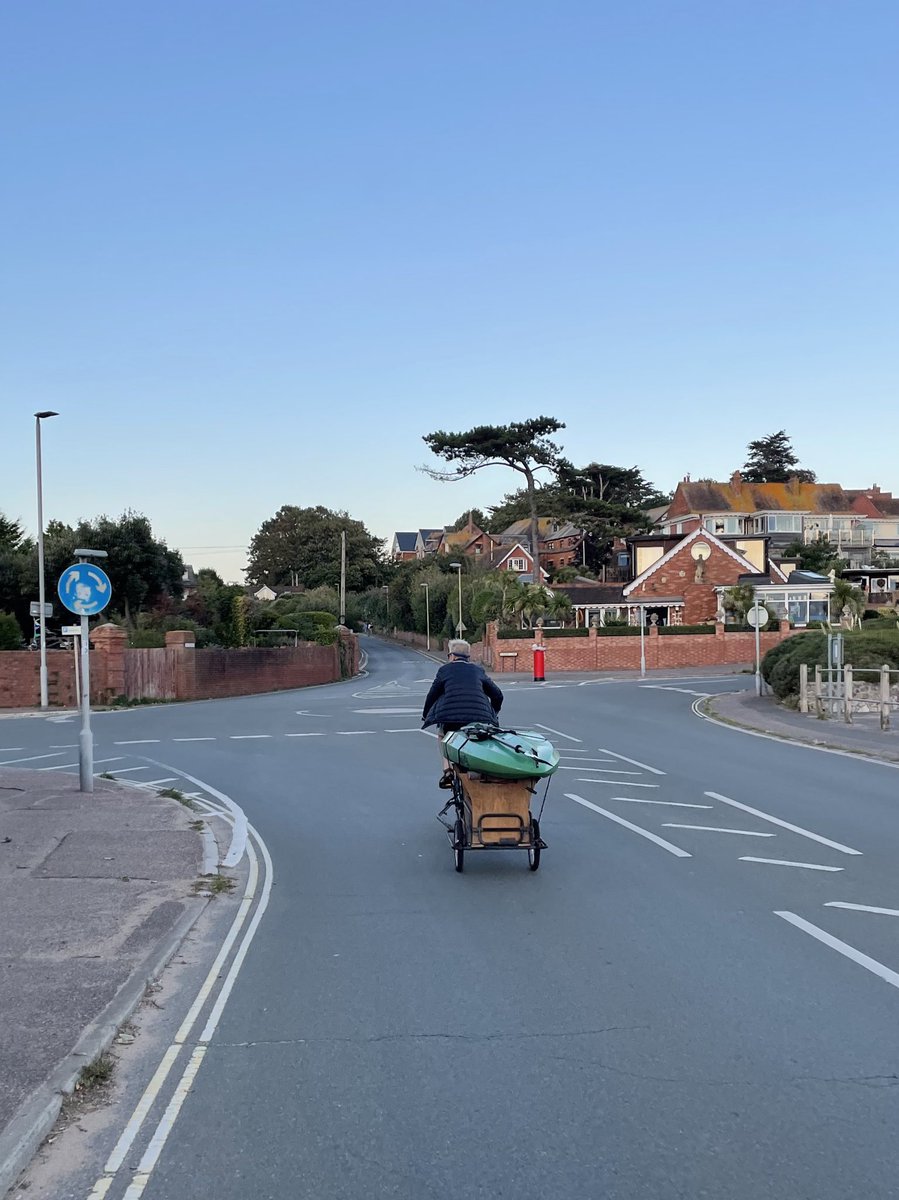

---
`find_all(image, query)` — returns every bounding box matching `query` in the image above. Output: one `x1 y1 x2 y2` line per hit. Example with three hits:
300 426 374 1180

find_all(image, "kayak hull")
443 724 560 780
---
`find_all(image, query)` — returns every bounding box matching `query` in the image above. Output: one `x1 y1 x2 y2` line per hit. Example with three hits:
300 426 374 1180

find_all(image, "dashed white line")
144 777 177 786
559 756 617 763
114 740 161 746
740 858 843 872
534 723 582 743
566 793 691 857
0 747 24 752
101 765 152 774
285 732 325 737
173 737 216 742
705 792 862 855
229 735 272 740
611 797 713 809
0 751 65 764
335 730 376 735
38 762 79 771
558 766 640 773
576 779 660 788
824 902 899 917
597 748 666 775
385 728 422 733
663 824 775 837
775 911 899 990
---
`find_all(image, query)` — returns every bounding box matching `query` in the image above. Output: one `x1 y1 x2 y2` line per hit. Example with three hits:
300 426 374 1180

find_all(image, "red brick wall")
0 649 117 707
483 622 794 673
626 539 749 623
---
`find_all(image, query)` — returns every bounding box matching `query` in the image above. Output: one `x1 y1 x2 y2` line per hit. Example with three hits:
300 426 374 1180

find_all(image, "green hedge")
595 626 640 637
762 629 899 700
543 627 589 638
659 624 715 636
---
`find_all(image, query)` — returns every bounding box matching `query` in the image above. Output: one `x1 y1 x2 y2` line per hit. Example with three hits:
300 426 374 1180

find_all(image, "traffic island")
0 768 205 1198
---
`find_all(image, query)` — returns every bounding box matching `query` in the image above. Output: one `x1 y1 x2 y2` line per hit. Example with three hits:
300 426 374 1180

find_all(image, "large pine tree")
741 431 816 484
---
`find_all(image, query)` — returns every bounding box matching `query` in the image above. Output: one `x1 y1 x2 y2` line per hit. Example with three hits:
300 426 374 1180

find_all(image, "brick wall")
0 627 360 707
483 621 794 673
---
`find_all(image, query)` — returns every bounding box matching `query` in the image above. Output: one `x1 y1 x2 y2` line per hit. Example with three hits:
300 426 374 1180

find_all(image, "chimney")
730 470 743 489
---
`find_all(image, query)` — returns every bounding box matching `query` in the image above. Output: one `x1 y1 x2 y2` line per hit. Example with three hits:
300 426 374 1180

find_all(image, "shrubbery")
0 612 23 650
659 624 715 636
762 630 899 700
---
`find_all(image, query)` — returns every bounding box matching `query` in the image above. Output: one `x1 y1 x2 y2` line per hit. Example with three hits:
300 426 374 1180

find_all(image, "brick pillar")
648 623 660 669
165 629 197 649
589 623 598 669
91 623 127 702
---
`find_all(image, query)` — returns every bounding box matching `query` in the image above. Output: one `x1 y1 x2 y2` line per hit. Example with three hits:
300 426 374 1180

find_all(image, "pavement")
0 769 204 1198
3 640 899 1198
708 689 899 763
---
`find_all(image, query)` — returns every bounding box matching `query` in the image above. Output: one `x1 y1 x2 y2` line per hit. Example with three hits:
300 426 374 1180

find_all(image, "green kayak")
443 724 560 780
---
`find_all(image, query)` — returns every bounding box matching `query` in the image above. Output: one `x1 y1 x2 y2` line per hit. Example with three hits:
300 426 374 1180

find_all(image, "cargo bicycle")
436 724 559 873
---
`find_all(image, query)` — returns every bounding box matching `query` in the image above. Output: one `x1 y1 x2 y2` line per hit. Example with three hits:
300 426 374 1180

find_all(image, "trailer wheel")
528 818 541 871
453 819 465 873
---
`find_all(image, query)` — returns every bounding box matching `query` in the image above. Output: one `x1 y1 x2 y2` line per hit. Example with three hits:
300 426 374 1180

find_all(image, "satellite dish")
691 541 711 561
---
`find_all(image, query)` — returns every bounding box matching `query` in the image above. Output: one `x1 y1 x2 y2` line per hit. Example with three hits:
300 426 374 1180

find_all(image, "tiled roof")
393 532 417 552
668 481 854 517
554 584 626 605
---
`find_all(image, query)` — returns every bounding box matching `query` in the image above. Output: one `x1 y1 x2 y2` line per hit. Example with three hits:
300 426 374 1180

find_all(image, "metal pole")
639 605 646 678
457 569 463 635
36 417 48 708
422 584 430 651
339 530 346 625
755 617 761 696
79 613 93 793
73 629 80 705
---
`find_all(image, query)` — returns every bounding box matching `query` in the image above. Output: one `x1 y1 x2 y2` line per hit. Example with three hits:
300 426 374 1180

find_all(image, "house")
253 584 278 602
842 567 899 607
181 564 198 596
415 529 443 558
491 542 549 582
390 532 418 561
659 473 874 566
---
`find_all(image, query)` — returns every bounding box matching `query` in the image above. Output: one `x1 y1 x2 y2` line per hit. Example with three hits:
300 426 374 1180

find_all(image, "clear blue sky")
4 1 897 582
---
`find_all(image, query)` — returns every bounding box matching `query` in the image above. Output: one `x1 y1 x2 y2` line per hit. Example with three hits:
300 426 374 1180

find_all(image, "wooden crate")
459 774 535 846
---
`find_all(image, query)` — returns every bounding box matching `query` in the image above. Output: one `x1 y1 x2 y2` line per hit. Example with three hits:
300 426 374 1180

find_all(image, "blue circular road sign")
58 563 113 616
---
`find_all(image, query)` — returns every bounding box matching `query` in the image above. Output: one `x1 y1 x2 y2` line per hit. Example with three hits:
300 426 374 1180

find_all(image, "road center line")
566 793 691 857
114 740 161 745
335 730 376 735
0 751 65 764
663 824 775 837
535 723 582 743
229 735 271 740
824 902 899 917
705 792 862 855
597 748 666 775
577 779 660 788
173 737 217 742
611 797 713 809
740 857 843 872
775 911 899 990
558 766 640 774
285 732 325 737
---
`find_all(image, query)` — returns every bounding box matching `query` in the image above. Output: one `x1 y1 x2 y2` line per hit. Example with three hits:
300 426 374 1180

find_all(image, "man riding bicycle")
421 639 504 789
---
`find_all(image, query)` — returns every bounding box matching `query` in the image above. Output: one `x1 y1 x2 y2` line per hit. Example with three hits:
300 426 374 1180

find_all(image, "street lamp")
449 562 463 636
382 584 389 629
420 582 430 651
34 411 59 709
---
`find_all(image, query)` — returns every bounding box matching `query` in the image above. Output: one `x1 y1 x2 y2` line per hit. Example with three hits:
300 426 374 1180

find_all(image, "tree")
247 505 385 592
783 535 845 575
741 431 816 484
558 462 670 510
831 579 865 628
0 611 23 649
422 417 566 582
0 514 27 552
452 508 487 532
723 583 757 623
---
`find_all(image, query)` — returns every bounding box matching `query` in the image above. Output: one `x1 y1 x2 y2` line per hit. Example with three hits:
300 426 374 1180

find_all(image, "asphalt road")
4 638 899 1199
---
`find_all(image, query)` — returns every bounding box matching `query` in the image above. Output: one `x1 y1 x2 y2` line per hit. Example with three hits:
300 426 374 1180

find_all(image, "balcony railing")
802 529 873 547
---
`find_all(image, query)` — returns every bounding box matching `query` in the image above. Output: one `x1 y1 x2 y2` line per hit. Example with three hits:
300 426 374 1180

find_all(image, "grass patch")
76 1053 114 1093
191 873 235 896
158 786 199 811
189 818 205 832
98 771 116 780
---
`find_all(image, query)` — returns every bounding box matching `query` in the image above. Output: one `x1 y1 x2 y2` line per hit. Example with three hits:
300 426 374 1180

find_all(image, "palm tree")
830 578 865 628
724 583 756 623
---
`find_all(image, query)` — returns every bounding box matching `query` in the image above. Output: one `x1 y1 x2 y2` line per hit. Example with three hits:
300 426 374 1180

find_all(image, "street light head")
449 561 461 570
74 548 108 559
34 411 59 420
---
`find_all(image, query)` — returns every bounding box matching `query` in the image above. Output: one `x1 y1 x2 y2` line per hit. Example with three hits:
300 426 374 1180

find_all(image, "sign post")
57 553 112 793
639 605 646 678
746 603 770 696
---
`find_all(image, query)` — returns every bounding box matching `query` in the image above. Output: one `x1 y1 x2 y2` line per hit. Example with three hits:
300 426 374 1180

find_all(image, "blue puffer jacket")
421 661 503 729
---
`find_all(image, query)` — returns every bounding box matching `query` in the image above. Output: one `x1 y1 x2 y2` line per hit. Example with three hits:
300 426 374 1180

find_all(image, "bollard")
533 643 545 682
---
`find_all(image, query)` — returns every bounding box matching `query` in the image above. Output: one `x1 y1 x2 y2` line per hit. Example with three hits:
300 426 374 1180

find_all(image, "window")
509 557 527 571
546 541 555 550
767 515 802 533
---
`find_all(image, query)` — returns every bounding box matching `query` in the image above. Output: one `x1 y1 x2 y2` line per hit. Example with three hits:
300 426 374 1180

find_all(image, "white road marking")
705 792 862 855
114 740 161 745
740 857 843 872
353 707 420 714
558 749 588 754
229 734 271 740
92 757 125 764
0 751 64 764
100 765 152 774
567 793 691 856
663 824 775 837
824 902 899 917
640 685 710 697
173 737 216 742
559 756 617 763
335 730 376 735
558 766 640 773
38 762 79 771
50 744 77 748
597 748 666 775
535 722 582 743
611 797 714 809
576 779 660 788
145 778 177 786
421 729 439 739
285 732 325 737
144 761 248 867
386 728 423 733
0 747 24 752
775 911 899 991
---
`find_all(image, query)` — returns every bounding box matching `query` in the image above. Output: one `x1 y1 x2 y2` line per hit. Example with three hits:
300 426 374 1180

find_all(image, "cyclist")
421 639 504 788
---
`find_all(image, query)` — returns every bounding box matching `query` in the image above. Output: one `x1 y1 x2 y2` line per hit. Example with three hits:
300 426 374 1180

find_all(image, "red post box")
532 643 545 682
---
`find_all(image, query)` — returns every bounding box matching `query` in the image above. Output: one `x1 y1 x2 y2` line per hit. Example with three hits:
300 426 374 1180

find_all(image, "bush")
595 626 640 637
762 629 899 700
0 611 23 650
128 629 166 648
542 627 589 638
659 624 715 636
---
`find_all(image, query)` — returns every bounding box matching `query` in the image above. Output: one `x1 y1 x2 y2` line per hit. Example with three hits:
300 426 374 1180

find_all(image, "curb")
0 899 207 1200
697 696 899 769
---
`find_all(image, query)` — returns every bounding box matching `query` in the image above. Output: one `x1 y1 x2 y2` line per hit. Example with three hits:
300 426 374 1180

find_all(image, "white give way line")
566 793 691 858
704 792 862 856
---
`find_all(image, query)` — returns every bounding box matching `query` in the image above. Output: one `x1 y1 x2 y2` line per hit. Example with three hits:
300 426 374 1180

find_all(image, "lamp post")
639 604 646 678
420 582 431 651
450 562 463 636
34 411 59 709
382 584 389 629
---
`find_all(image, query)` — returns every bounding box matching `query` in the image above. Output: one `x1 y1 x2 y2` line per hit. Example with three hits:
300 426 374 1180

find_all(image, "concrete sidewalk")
0 769 204 1197
707 690 899 764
